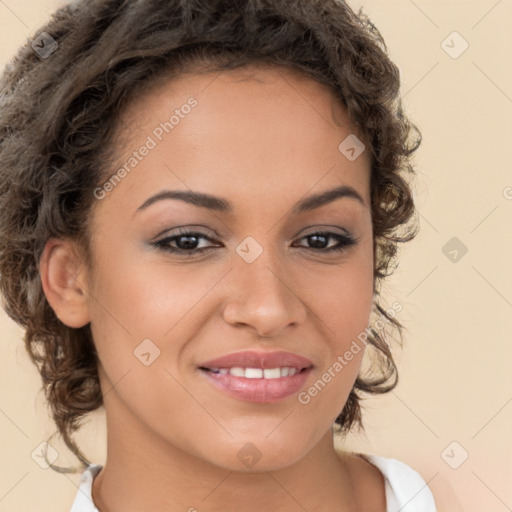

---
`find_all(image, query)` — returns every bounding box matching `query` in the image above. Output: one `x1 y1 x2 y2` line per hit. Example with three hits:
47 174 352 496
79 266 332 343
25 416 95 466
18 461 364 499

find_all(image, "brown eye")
152 230 219 254
293 231 357 252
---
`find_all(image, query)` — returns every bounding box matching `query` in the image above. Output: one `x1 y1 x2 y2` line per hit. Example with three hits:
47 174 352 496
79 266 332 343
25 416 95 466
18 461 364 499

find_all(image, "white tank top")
70 454 437 511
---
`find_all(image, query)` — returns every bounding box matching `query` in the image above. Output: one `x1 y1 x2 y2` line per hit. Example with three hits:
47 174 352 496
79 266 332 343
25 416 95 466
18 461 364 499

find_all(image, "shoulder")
361 453 438 511
342 451 439 512
358 454 464 512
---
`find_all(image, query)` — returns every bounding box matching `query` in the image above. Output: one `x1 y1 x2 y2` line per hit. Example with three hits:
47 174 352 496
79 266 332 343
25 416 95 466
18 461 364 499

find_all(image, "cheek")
300 241 373 398
87 246 207 339
311 266 372 328
303 242 374 343
296 260 372 419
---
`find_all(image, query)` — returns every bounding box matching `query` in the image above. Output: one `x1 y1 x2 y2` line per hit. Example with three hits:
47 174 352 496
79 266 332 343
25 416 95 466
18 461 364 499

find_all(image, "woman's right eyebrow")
135 189 230 216
134 184 365 219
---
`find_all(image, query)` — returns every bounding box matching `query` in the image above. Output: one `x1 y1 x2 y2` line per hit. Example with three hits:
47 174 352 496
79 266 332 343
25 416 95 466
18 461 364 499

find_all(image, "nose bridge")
241 249 286 301
222 236 306 336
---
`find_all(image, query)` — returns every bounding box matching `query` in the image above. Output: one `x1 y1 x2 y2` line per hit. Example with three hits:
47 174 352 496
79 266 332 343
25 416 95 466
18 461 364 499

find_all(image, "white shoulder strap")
360 454 437 512
70 464 102 512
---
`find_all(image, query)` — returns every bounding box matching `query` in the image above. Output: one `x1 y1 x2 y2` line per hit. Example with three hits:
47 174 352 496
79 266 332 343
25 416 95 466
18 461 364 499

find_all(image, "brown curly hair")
0 0 420 473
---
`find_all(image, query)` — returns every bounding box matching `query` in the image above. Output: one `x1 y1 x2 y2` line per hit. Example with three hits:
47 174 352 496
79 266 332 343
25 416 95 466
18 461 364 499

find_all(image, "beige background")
1 1 511 510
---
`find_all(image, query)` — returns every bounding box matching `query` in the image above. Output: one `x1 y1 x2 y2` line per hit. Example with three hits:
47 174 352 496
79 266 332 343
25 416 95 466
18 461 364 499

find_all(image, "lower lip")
199 367 313 403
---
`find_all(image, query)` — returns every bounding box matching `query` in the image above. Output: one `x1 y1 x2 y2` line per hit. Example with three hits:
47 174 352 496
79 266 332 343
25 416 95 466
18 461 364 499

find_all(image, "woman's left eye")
292 230 357 252
151 229 357 255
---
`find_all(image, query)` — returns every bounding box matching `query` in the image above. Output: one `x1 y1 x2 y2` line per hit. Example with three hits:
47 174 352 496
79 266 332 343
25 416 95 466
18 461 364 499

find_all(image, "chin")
196 433 313 473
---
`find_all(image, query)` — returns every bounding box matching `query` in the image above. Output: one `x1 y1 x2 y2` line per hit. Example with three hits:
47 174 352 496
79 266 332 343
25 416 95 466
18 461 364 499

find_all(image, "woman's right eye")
151 230 219 255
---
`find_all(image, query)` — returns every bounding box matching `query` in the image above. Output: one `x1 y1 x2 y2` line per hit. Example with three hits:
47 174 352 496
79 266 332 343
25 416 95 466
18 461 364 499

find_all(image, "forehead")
100 63 371 215
121 63 363 141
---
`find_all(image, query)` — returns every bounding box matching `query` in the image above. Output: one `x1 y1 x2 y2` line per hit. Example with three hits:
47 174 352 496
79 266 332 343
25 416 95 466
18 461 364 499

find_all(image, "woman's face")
83 64 374 471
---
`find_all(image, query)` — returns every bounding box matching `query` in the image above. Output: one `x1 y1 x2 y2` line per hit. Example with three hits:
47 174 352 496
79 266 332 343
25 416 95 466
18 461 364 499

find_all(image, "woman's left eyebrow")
134 184 365 218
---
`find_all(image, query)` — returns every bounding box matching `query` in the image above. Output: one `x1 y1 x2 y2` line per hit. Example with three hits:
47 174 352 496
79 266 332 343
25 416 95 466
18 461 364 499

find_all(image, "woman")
0 0 438 510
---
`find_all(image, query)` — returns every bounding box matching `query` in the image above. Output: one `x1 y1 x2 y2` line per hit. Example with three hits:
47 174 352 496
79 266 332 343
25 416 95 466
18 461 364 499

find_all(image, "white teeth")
211 367 301 378
244 368 263 379
263 368 281 379
229 367 246 377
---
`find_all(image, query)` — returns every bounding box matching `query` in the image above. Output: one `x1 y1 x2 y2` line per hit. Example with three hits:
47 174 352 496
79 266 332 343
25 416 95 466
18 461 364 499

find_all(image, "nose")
222 249 308 338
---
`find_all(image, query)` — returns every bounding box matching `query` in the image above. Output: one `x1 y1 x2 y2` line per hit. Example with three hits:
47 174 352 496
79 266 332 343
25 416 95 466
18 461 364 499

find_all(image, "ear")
39 238 91 328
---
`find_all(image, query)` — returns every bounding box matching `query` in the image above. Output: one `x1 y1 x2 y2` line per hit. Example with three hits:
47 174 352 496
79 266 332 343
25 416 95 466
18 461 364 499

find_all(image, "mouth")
199 366 310 378
197 350 314 403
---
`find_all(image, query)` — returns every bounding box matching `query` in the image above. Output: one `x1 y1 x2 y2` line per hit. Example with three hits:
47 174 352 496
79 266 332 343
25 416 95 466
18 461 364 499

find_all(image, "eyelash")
151 228 357 256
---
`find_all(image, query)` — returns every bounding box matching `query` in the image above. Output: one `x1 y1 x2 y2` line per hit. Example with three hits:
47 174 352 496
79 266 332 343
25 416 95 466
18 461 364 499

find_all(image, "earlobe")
39 238 91 328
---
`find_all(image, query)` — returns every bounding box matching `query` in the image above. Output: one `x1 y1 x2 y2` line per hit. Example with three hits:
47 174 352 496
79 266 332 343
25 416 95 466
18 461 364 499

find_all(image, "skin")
40 64 386 511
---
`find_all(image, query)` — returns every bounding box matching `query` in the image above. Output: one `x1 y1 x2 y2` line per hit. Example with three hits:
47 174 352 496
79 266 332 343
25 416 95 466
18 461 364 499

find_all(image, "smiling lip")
198 350 313 403
198 350 313 370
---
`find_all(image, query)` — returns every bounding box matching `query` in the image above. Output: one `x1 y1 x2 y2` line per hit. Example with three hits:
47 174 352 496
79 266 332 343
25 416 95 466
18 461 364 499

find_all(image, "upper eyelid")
151 225 216 241
155 226 352 237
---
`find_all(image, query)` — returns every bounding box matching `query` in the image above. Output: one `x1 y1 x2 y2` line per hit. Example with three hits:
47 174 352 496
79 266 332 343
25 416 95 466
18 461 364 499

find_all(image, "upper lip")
198 350 313 370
